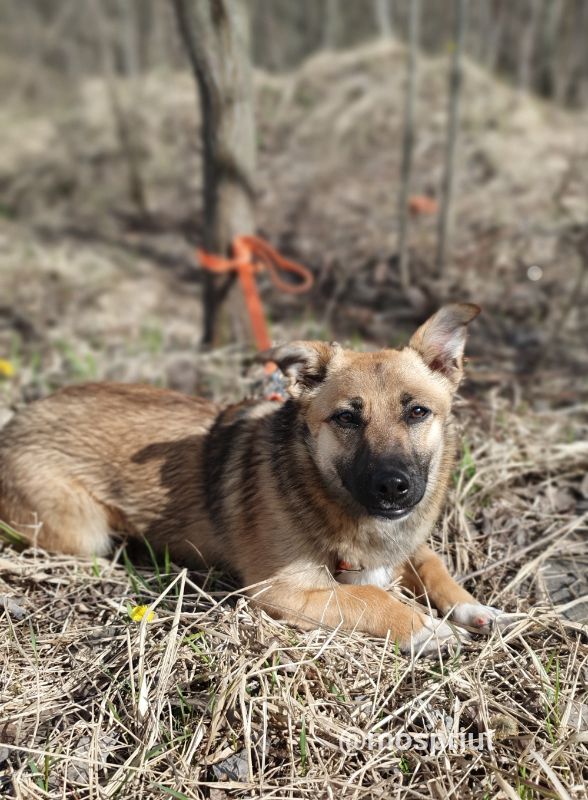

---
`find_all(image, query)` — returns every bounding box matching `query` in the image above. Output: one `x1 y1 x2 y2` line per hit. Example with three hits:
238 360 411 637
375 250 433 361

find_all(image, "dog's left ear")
258 341 341 397
408 303 480 387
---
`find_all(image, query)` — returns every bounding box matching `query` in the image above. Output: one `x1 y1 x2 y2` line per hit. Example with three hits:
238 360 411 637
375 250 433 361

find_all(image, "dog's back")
0 383 220 560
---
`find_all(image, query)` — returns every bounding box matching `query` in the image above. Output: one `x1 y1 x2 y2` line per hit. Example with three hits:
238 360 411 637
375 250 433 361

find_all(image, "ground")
0 41 587 798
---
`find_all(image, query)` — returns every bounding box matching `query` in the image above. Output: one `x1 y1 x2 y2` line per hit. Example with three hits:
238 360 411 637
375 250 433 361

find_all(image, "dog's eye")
408 405 430 422
332 410 359 427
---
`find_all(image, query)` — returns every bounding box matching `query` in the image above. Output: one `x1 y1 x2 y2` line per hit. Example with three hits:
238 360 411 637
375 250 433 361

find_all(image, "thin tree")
89 0 150 220
397 0 420 291
485 0 506 74
540 0 565 102
517 0 540 94
373 0 393 39
435 0 467 277
323 0 340 50
171 0 256 346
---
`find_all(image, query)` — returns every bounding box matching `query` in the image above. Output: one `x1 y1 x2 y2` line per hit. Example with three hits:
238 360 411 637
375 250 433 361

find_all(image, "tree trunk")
323 0 340 50
485 0 506 74
516 0 540 94
119 0 140 78
89 0 150 220
172 0 256 347
397 0 420 290
540 0 565 102
373 0 393 39
435 0 466 277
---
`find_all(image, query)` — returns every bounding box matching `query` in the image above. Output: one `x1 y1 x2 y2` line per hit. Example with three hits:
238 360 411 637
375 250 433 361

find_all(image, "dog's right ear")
408 303 480 388
257 341 341 397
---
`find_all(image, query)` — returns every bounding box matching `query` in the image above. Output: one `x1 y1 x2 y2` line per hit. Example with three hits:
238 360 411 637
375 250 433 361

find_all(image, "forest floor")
0 40 587 798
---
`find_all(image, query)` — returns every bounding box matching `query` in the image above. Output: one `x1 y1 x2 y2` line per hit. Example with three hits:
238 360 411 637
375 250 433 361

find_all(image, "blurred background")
0 0 586 407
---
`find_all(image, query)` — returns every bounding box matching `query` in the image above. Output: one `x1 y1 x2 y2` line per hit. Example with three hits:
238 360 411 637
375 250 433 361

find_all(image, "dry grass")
0 36 587 800
1 384 586 799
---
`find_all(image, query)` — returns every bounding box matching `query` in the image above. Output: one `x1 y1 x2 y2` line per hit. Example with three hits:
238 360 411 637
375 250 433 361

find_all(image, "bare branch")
435 0 467 277
397 0 420 290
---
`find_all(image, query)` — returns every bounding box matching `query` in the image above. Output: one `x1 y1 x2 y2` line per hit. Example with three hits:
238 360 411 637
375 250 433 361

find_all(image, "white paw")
451 602 511 634
404 616 465 657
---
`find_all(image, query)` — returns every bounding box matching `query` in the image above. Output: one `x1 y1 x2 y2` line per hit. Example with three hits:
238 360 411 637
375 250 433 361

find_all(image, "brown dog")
0 304 506 654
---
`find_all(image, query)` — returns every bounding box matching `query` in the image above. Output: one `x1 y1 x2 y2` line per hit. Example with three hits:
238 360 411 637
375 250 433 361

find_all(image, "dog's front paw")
404 616 465 657
451 602 510 634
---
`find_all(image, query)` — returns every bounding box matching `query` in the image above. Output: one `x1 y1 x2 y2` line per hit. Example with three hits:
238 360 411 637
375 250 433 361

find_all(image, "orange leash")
197 235 314 373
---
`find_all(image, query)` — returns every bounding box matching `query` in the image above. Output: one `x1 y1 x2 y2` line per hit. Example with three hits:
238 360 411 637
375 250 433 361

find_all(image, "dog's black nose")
371 469 410 504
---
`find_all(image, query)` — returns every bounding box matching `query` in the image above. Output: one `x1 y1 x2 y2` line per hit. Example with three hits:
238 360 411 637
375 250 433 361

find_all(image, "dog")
0 303 507 654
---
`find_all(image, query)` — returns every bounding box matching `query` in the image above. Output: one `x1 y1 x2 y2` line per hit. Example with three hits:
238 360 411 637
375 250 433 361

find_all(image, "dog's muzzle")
367 467 415 518
340 454 427 520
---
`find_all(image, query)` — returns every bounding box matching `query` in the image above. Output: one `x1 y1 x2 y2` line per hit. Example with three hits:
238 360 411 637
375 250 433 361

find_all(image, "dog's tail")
0 414 31 550
0 492 29 550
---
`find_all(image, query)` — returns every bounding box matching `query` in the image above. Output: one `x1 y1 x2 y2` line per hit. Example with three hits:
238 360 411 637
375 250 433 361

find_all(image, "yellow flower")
0 359 14 378
129 604 156 623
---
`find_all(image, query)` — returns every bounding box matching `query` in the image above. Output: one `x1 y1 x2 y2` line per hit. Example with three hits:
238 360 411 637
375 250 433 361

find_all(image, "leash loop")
197 235 314 377
196 236 314 392
196 236 314 380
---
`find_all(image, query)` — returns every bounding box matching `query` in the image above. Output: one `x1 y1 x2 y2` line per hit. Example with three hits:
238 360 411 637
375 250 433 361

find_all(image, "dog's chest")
331 516 424 587
335 564 394 587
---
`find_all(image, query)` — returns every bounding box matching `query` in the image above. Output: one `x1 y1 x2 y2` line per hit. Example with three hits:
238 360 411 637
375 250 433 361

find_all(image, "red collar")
335 559 362 575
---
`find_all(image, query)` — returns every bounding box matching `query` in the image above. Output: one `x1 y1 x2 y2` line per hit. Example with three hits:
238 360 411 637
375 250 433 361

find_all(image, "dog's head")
262 303 480 521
